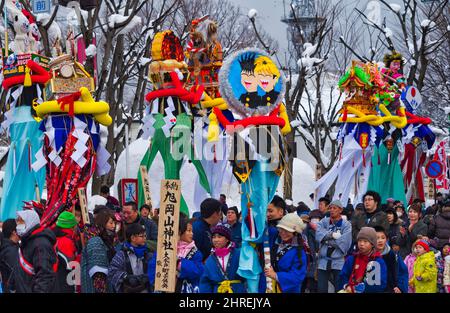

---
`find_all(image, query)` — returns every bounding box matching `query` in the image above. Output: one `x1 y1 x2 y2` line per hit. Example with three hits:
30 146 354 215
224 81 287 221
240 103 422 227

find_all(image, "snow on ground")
114 138 316 216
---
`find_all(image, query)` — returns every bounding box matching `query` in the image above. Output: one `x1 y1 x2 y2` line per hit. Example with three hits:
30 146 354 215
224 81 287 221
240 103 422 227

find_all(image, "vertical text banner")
155 179 181 293
140 165 152 206
77 188 90 225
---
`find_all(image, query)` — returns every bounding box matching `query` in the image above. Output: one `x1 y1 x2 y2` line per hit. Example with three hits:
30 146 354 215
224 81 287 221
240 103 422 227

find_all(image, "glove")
332 231 342 240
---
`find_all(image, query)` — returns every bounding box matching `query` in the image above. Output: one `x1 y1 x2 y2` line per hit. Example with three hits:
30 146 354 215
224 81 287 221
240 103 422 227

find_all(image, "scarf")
348 250 381 291
125 242 147 259
213 242 235 271
177 240 196 259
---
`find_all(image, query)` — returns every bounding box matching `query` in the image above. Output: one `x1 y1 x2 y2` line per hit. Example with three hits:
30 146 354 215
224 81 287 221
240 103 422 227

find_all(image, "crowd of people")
0 186 449 294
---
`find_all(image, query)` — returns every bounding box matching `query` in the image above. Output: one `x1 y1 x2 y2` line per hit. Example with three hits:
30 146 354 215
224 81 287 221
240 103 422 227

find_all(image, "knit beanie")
56 211 78 229
414 239 430 252
211 224 231 241
357 227 378 247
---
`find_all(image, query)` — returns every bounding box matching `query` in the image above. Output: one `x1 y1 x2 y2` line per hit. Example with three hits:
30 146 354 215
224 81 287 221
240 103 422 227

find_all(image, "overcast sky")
228 0 404 63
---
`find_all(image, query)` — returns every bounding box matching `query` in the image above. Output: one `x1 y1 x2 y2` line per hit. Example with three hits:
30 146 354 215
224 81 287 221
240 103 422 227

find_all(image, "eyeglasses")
364 198 374 202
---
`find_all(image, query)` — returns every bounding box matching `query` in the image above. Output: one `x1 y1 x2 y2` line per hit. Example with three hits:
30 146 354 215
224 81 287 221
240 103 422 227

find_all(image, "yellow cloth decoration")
33 87 112 126
279 103 291 135
207 111 220 142
217 280 241 293
24 66 32 87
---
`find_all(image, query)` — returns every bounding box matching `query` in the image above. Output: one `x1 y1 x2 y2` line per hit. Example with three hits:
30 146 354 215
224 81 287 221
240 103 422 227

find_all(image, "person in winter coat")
404 245 417 293
385 208 402 252
316 200 352 293
435 242 449 293
267 195 287 248
398 203 428 259
409 239 437 293
374 226 408 293
149 216 204 293
53 211 81 293
428 201 450 250
193 198 223 262
265 213 308 293
199 224 246 293
108 223 152 293
13 210 58 293
80 210 117 293
351 191 390 243
226 206 242 248
443 242 450 293
338 227 387 293
0 219 20 293
122 201 158 241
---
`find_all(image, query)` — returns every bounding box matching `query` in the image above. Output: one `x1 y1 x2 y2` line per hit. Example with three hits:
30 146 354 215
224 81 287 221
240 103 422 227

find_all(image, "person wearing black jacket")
122 201 158 241
13 210 58 293
0 219 20 293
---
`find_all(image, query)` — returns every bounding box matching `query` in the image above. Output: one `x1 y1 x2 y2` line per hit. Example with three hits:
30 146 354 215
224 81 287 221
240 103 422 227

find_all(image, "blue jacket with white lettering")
199 246 246 293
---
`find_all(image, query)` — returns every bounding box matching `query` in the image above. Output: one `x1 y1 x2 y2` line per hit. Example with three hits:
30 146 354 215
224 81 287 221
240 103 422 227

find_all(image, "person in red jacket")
53 211 81 293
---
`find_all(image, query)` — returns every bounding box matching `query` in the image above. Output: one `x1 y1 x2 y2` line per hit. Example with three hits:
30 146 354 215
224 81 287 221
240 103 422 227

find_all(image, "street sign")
425 160 444 179
33 0 51 14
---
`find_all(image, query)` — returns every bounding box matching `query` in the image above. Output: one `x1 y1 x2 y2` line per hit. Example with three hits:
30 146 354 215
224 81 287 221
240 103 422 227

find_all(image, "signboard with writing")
155 179 181 293
32 0 51 14
77 188 90 225
118 178 139 206
139 166 152 206
2 50 50 79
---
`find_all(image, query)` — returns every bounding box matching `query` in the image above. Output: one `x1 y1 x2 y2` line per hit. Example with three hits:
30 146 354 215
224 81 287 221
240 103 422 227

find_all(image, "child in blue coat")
199 224 246 293
265 213 307 293
338 227 387 293
149 216 204 292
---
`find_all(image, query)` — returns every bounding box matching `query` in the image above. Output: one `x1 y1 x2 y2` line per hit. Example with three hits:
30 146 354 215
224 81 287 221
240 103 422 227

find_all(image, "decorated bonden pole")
31 55 112 227
211 48 291 292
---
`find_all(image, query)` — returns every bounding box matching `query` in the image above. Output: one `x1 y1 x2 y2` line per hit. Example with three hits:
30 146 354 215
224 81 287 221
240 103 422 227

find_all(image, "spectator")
404 243 418 293
338 227 387 293
428 200 450 250
394 203 407 220
139 204 152 221
193 198 223 261
316 200 352 293
385 208 402 252
0 219 20 293
317 197 330 219
385 198 395 210
199 224 245 293
108 223 152 293
226 206 242 247
13 210 58 293
374 226 408 293
409 239 437 293
219 194 228 217
151 208 160 226
351 191 390 242
53 211 81 293
100 185 120 210
296 202 310 216
80 210 117 293
265 213 307 293
443 242 450 293
398 203 428 259
267 195 287 248
122 201 158 241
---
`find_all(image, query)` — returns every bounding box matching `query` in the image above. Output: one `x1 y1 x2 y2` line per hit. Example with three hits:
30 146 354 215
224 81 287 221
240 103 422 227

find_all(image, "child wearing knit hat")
409 239 438 293
199 224 245 293
337 227 387 293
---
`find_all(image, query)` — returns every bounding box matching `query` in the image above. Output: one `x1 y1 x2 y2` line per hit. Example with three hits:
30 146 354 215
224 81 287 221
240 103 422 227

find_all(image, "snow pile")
297 57 324 71
107 13 142 34
389 3 401 13
384 27 393 38
139 57 152 67
421 19 436 28
114 138 316 216
85 44 97 57
248 9 258 19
